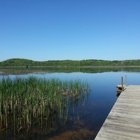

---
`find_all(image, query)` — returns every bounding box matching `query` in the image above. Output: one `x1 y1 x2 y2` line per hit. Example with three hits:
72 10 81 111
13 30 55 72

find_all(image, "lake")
0 68 140 140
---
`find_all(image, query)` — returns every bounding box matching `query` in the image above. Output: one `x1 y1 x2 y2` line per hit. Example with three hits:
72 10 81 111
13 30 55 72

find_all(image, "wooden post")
121 76 123 89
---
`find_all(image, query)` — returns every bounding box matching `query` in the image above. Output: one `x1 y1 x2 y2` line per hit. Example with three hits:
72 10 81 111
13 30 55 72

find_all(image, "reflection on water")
0 68 140 140
1 66 140 75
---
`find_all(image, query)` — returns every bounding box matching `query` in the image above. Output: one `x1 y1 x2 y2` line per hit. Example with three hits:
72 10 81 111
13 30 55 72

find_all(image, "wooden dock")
95 85 140 140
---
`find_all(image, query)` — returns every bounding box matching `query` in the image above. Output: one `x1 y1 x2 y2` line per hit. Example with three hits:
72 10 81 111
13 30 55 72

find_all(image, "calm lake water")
0 68 140 140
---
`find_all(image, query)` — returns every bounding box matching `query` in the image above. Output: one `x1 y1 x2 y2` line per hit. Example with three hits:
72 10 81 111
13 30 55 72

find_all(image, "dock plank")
95 85 140 140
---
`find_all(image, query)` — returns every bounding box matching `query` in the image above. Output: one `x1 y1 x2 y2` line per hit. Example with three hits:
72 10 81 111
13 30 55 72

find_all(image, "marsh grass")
0 76 90 135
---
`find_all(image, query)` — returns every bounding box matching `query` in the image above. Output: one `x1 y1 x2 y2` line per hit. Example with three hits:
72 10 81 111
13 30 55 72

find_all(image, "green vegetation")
0 58 140 67
0 76 90 135
0 58 140 75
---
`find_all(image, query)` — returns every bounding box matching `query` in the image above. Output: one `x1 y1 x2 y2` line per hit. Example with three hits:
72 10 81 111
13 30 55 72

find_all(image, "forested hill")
0 58 140 66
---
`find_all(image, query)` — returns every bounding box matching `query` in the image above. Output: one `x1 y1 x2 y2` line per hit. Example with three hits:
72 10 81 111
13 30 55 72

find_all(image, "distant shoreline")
1 65 140 68
0 58 140 68
1 65 140 75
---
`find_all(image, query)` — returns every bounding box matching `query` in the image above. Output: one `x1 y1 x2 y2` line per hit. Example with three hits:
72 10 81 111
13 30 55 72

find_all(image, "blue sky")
0 0 140 61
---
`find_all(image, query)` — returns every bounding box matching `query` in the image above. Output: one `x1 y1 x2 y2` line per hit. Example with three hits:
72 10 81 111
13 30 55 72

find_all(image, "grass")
0 76 90 135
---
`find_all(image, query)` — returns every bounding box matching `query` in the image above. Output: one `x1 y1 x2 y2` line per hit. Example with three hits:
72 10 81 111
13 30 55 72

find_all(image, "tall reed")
0 76 90 134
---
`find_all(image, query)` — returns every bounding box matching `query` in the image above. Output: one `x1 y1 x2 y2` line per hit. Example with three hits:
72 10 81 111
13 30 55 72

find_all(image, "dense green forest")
0 58 140 67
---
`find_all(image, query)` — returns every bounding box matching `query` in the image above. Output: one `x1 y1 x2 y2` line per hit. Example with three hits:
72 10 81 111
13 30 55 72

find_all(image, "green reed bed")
0 76 90 134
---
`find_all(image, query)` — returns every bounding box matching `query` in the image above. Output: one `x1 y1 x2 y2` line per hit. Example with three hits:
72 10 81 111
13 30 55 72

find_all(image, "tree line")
0 58 140 67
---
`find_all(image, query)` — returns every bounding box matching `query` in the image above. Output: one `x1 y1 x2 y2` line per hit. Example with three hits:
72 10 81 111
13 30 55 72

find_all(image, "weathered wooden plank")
95 131 138 140
107 115 140 126
95 85 140 140
96 125 140 139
